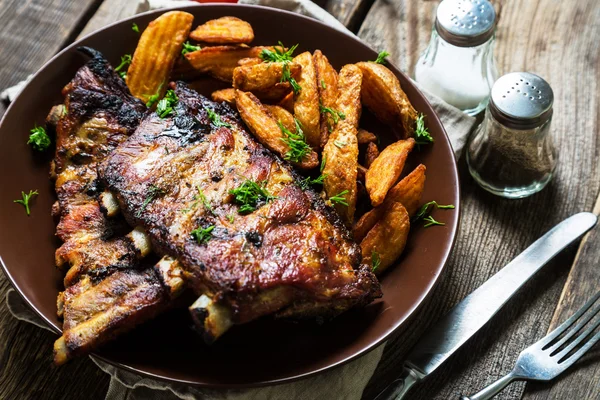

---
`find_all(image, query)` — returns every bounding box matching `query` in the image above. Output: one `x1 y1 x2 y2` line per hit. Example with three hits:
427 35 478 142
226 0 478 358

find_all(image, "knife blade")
374 212 598 400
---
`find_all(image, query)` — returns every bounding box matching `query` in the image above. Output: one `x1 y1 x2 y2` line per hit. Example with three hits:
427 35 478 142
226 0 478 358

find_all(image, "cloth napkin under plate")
3 1 477 399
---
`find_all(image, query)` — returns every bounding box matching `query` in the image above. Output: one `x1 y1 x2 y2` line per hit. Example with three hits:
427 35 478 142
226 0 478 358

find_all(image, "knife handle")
373 366 422 400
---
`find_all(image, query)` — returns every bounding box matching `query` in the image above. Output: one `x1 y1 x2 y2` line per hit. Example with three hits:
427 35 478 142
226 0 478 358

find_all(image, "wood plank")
522 193 600 400
323 0 376 32
358 0 600 399
78 0 141 38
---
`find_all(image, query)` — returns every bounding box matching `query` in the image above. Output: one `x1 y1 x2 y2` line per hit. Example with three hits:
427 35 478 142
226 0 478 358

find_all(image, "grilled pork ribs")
51 48 184 365
51 47 381 363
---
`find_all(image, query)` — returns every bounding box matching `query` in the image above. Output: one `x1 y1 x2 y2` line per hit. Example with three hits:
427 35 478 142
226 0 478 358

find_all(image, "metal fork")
461 290 600 400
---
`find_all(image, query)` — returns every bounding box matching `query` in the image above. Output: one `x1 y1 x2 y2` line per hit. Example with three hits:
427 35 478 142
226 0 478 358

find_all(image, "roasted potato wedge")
264 105 295 132
190 16 254 44
126 11 194 103
356 61 418 138
211 88 236 106
357 128 377 145
314 50 338 148
353 164 426 242
235 90 318 170
293 51 321 148
365 138 415 207
360 201 410 275
178 45 270 82
233 61 301 92
238 57 262 67
364 142 379 168
277 92 294 113
322 64 362 224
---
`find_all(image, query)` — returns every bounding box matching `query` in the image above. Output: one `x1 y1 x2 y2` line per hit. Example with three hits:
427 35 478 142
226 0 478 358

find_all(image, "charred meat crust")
100 82 381 327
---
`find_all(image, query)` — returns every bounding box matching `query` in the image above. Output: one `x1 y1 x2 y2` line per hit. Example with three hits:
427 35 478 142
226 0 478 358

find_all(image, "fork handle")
460 372 517 400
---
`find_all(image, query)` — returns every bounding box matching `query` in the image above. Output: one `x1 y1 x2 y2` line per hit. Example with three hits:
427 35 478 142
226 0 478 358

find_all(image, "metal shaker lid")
435 0 496 47
490 72 554 130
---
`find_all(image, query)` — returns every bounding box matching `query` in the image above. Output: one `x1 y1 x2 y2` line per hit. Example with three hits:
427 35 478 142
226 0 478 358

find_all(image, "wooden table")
0 1 598 399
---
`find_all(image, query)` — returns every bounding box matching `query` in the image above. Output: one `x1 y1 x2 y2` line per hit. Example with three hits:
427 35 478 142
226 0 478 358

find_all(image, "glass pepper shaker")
466 72 557 198
415 0 499 115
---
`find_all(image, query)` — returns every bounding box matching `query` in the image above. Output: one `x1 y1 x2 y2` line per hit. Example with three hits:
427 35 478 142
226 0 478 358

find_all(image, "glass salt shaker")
415 0 499 115
466 72 557 199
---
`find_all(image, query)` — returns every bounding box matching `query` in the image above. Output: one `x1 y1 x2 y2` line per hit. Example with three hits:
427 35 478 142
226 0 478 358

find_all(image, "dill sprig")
298 174 326 190
190 225 214 244
413 200 454 228
146 93 160 108
181 41 201 56
372 50 390 65
279 119 311 163
415 114 434 147
132 23 140 33
13 190 38 216
137 184 165 217
371 251 381 273
320 154 327 173
156 90 178 118
261 41 301 94
229 179 276 214
329 190 349 206
27 125 51 151
320 104 346 125
115 54 132 79
205 107 232 128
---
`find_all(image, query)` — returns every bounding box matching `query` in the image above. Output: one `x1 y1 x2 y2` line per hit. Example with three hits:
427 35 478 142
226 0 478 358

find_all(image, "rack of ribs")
50 47 184 365
100 82 382 342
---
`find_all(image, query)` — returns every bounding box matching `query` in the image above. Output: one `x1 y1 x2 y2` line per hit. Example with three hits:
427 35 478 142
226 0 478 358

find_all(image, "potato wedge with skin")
366 138 415 207
293 52 321 149
126 11 194 103
190 16 254 44
265 105 295 132
235 90 318 170
211 88 236 106
314 50 339 148
177 45 271 82
322 65 362 224
238 57 262 67
353 164 426 242
357 128 377 145
364 142 379 168
233 62 301 92
360 201 410 275
277 92 294 113
356 61 418 138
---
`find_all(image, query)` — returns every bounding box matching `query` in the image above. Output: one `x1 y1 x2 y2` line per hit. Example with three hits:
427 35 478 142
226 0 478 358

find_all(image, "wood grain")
358 1 600 399
522 194 600 400
323 0 376 32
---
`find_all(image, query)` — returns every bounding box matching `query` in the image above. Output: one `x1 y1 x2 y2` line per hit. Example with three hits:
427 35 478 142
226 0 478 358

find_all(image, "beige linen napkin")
3 1 477 399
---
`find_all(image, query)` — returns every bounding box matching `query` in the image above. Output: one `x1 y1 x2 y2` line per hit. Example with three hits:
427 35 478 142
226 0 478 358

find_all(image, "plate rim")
0 3 461 388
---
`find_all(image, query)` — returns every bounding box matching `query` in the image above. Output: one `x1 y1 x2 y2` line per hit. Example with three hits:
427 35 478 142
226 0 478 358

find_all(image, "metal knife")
374 212 598 400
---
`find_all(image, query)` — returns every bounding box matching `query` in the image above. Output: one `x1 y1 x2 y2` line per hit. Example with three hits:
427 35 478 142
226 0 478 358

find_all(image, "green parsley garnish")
373 50 390 65
226 214 235 223
415 114 434 147
321 80 326 89
334 140 346 149
229 179 276 214
137 184 165 217
27 125 51 151
196 187 215 215
320 154 327 172
14 190 38 216
260 41 301 94
132 23 140 33
278 119 311 163
413 200 454 228
156 90 178 118
205 107 232 128
320 104 346 124
115 54 132 79
371 251 381 273
190 225 214 244
298 174 326 190
146 93 160 108
329 190 349 206
181 41 201 56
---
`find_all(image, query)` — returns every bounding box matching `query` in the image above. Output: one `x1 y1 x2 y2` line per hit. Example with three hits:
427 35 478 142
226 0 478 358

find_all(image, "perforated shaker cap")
435 0 496 47
489 72 554 130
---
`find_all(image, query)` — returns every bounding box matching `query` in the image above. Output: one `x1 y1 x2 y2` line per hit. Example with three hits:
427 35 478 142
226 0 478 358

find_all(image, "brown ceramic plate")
0 4 459 387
